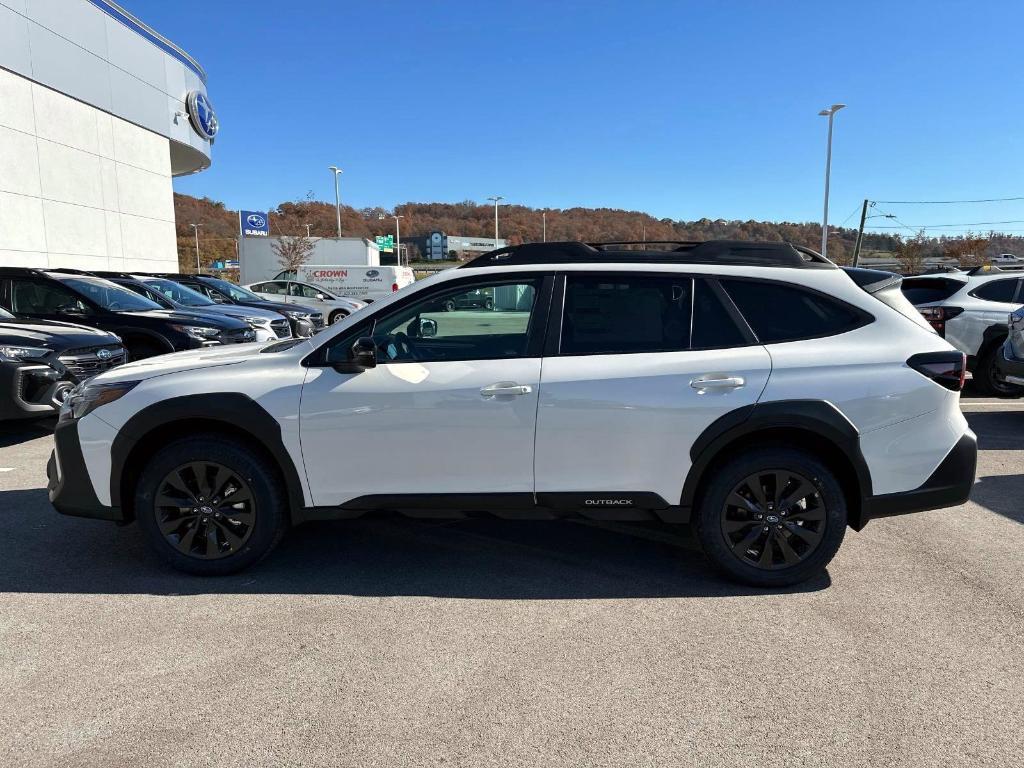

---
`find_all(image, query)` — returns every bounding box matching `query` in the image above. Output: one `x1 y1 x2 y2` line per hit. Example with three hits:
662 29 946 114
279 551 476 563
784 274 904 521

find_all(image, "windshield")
143 278 216 307
54 275 162 312
204 277 264 302
307 282 336 297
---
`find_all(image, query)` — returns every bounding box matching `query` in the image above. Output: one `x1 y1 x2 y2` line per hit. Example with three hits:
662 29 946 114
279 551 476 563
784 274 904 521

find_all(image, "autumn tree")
893 230 929 274
271 234 315 272
944 232 990 268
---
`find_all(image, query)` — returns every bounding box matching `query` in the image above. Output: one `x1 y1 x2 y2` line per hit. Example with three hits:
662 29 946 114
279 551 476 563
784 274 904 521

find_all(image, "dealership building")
0 0 214 273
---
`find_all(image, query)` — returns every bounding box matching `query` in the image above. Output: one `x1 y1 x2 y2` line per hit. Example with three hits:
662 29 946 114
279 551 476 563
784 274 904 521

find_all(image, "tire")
443 299 456 312
972 343 1024 397
329 309 349 325
484 297 494 310
694 447 847 587
134 434 289 575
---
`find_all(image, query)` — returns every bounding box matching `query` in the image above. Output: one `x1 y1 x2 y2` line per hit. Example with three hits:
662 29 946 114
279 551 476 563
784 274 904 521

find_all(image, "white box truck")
276 265 416 302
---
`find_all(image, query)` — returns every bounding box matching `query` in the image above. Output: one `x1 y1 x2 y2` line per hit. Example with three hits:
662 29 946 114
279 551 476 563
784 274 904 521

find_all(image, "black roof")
459 240 835 270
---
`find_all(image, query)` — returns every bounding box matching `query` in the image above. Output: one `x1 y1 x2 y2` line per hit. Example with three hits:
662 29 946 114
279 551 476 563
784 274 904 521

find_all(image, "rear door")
533 273 772 509
947 277 1022 355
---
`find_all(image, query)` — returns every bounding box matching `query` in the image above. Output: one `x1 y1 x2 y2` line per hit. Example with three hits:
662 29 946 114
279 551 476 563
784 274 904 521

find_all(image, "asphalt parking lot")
1 395 1022 767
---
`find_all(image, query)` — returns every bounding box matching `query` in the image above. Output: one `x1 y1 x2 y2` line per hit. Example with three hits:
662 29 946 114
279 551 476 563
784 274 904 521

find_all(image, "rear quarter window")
900 278 964 305
969 278 1021 303
720 278 869 344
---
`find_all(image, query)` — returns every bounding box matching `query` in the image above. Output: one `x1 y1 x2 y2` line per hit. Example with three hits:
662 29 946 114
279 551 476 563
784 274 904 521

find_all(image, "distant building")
415 231 508 261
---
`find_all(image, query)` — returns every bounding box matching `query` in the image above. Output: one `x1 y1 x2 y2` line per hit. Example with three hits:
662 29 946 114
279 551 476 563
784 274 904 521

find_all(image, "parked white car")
244 279 367 325
901 266 1024 395
47 240 976 587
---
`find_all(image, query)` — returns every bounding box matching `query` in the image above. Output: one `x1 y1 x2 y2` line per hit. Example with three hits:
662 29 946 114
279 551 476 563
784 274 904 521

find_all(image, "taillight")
907 351 967 391
917 306 963 336
392 283 399 292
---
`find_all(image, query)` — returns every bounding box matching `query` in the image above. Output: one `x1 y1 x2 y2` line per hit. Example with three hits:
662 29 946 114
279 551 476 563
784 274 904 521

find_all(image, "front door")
534 273 772 508
299 275 551 507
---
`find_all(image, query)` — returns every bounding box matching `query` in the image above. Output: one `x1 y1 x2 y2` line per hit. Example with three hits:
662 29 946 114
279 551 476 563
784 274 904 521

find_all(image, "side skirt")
294 492 686 525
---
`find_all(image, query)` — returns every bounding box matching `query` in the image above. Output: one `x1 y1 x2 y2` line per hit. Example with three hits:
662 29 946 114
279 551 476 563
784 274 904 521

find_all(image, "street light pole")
487 196 504 242
818 104 845 259
190 223 202 273
542 211 547 242
328 165 343 238
304 223 312 238
392 214 404 266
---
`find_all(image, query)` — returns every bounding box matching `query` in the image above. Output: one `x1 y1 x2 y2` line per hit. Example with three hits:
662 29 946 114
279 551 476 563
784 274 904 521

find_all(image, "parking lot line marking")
0 468 13 472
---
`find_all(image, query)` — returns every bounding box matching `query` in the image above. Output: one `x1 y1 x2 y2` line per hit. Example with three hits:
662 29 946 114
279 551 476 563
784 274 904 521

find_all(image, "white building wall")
0 67 177 271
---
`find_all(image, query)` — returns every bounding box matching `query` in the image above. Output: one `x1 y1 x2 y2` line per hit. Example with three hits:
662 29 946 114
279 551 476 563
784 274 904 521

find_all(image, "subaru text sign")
240 211 269 238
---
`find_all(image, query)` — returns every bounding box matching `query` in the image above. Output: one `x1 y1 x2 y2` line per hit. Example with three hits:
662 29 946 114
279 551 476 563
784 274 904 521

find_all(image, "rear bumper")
996 341 1024 386
861 432 977 521
47 420 122 521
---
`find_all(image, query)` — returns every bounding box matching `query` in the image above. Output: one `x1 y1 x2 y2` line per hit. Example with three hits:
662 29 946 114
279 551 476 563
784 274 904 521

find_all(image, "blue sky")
133 0 1024 233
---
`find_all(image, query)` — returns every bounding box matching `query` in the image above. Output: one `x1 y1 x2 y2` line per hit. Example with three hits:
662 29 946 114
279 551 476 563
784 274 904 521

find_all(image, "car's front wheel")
694 447 847 587
973 343 1024 397
329 309 349 325
134 435 288 575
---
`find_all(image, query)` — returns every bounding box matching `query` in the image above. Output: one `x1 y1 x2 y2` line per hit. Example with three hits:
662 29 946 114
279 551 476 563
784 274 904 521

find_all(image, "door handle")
690 375 745 391
481 382 533 397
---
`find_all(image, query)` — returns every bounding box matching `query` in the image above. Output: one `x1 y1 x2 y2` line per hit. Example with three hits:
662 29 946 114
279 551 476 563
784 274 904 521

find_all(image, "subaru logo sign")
96 348 113 360
366 269 380 278
240 210 270 237
186 90 219 140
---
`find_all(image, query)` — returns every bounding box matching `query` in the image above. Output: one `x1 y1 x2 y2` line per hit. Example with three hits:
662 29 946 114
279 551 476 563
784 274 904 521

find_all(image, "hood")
241 300 319 317
89 341 292 384
0 318 118 350
115 309 242 328
212 305 285 322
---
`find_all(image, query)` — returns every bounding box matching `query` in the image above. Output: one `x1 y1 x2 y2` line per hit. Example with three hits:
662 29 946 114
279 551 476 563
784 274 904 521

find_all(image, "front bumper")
0 360 74 421
47 419 122 521
996 341 1024 386
861 432 977 521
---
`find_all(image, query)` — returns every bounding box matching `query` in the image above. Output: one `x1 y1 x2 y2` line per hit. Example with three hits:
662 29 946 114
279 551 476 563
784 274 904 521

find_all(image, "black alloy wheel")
720 469 825 570
154 461 255 559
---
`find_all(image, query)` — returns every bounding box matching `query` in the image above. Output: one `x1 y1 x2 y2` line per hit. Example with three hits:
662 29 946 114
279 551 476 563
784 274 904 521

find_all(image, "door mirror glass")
316 293 327 301
409 317 438 338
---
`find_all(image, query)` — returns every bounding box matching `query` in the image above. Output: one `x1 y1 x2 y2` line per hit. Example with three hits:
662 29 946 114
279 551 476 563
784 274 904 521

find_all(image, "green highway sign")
375 234 394 252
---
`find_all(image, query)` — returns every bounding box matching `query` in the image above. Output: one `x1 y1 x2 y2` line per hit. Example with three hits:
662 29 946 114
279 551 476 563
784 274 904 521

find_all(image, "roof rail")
459 240 835 270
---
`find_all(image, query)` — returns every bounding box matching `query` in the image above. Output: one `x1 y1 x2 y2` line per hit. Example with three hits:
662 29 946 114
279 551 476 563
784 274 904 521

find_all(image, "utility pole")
542 211 547 242
190 223 202 273
304 223 312 238
818 104 846 259
487 195 504 242
328 165 343 238
852 199 869 267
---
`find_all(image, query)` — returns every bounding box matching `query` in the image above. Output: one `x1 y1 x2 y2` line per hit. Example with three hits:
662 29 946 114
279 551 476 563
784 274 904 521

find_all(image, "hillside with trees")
173 193 1024 271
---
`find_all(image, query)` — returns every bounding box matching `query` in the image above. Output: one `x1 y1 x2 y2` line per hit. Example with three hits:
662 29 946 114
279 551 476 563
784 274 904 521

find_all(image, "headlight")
59 380 139 423
0 345 50 362
282 310 311 320
170 324 220 340
240 315 269 327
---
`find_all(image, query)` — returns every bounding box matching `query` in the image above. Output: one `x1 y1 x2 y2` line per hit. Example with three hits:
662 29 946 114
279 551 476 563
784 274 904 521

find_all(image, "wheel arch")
978 322 1009 361
119 329 175 355
681 401 873 531
110 394 306 523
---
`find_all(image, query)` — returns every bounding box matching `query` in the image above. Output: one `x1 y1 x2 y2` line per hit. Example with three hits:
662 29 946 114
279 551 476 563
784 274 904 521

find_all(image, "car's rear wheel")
443 299 456 312
484 297 494 310
973 344 1024 397
694 447 847 587
329 309 349 325
135 435 288 575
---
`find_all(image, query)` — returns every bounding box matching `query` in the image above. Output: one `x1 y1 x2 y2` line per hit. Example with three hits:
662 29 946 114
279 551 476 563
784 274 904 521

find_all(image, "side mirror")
419 318 437 338
316 293 327 301
331 337 377 373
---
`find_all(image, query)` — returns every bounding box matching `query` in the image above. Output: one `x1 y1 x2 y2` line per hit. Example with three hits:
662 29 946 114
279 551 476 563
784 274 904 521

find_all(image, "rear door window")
560 275 692 355
720 279 868 344
969 278 1021 303
691 279 751 349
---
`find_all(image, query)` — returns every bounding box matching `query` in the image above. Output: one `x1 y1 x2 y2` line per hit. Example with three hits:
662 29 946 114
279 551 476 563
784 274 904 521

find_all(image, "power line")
873 195 1024 204
868 219 1024 230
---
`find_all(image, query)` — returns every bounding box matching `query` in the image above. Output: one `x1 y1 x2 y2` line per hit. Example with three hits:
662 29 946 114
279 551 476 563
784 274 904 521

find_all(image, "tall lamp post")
304 223 312 238
190 223 202 273
391 214 404 266
818 104 845 259
487 195 504 242
542 211 547 242
328 165 343 238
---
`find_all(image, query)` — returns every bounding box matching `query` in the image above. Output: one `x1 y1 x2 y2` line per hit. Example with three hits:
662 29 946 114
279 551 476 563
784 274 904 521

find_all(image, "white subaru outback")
47 241 977 587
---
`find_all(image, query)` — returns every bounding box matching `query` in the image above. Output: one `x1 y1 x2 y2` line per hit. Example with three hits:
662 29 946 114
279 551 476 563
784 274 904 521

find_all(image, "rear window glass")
720 279 867 344
900 278 964 305
969 279 1020 303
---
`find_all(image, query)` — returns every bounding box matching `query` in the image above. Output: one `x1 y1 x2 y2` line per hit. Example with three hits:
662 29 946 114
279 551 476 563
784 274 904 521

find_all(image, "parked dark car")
0 305 125 420
151 274 323 337
92 272 291 343
0 268 255 361
441 288 494 312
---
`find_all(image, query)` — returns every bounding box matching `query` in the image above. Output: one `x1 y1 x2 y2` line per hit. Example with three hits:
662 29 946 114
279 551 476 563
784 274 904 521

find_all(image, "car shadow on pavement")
970 475 1023 525
0 418 55 449
964 411 1024 451
0 487 831 599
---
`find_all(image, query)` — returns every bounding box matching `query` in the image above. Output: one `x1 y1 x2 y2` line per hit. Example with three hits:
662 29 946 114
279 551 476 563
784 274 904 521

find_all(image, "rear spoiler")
841 266 902 294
